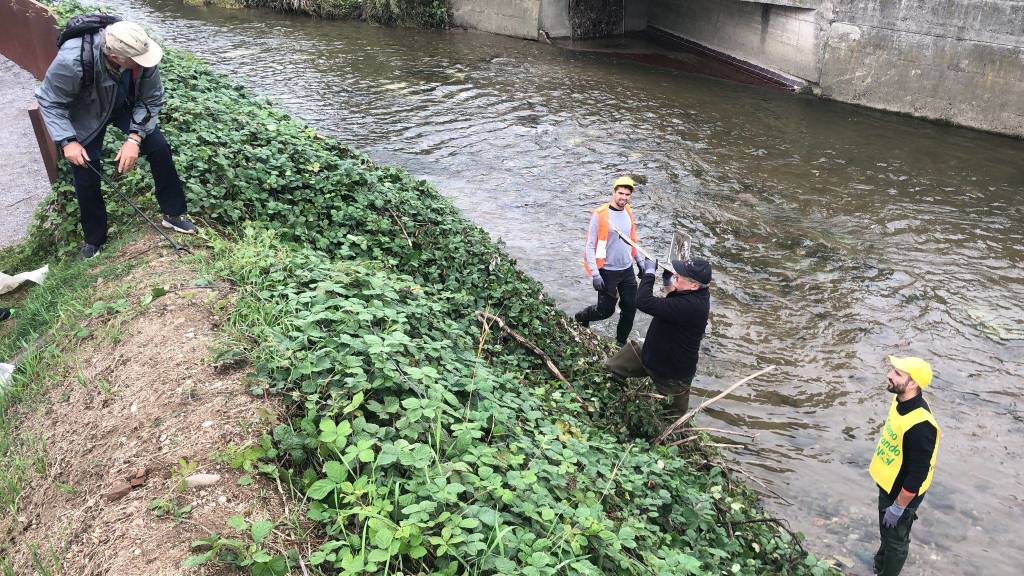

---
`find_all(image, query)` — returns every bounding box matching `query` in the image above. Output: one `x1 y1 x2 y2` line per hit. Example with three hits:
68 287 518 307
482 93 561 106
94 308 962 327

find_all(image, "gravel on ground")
0 55 52 251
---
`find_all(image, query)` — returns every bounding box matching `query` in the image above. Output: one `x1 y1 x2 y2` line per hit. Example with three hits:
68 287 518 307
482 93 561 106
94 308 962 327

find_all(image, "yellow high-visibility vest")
869 397 941 494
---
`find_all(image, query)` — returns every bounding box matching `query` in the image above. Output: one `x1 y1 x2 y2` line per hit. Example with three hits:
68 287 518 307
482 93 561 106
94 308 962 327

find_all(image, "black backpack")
56 14 122 90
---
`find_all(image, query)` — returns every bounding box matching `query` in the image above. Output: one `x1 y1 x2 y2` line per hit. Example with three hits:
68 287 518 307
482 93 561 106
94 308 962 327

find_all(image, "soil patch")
2 233 296 575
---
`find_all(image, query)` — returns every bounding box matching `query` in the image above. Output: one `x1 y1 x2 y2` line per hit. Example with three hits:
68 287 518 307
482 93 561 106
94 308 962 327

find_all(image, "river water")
96 1 1024 573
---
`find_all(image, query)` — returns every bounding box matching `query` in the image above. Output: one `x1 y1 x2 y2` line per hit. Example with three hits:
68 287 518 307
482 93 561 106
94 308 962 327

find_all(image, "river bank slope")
0 2 841 574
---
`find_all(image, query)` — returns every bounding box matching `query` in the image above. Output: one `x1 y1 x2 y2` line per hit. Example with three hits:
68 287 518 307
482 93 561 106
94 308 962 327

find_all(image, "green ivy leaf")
376 443 400 467
318 418 338 442
252 550 273 563
323 460 347 483
343 391 364 414
251 519 274 544
459 517 481 529
181 550 214 568
409 545 427 559
306 479 336 500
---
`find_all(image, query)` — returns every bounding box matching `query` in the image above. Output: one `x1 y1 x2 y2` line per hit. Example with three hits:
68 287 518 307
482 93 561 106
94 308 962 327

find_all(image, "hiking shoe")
573 311 589 327
0 308 13 322
81 243 101 259
162 214 197 234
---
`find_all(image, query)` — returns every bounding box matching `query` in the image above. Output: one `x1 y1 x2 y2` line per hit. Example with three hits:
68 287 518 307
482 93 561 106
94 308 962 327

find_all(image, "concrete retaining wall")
450 0 540 39
643 0 1024 136
647 0 824 81
540 0 571 37
821 0 1024 136
624 0 649 32
450 0 1024 136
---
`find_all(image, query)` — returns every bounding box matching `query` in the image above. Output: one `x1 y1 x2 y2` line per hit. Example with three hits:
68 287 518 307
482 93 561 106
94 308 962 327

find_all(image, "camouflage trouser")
874 488 920 576
605 341 693 417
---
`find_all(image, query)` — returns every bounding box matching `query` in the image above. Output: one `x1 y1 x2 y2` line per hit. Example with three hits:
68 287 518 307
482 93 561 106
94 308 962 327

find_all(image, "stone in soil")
104 481 133 501
185 473 221 488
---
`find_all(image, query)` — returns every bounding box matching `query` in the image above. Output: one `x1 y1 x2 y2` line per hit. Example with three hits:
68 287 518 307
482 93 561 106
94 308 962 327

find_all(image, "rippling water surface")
99 1 1024 572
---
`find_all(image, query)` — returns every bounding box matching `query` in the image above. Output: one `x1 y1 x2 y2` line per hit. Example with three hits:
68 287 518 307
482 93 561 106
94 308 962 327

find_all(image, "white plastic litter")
0 265 49 295
0 363 14 395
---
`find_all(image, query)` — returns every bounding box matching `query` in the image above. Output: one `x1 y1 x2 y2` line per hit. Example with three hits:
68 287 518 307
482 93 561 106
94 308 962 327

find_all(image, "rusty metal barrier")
0 0 58 81
28 102 60 183
0 0 60 183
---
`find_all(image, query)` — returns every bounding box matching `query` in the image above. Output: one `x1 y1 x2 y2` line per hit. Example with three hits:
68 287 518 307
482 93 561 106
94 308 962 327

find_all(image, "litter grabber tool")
83 162 191 256
610 228 676 276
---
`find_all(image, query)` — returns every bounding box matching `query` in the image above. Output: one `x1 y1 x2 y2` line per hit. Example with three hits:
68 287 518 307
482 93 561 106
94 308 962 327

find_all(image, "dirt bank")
2 232 305 574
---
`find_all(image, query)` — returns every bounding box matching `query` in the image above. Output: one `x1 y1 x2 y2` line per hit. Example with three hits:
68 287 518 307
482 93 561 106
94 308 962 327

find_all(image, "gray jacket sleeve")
34 43 83 143
131 66 164 137
583 212 600 277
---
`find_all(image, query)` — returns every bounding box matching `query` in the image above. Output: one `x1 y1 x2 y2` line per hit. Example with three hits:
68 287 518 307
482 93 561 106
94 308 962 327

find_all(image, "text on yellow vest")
582 203 637 276
869 397 941 495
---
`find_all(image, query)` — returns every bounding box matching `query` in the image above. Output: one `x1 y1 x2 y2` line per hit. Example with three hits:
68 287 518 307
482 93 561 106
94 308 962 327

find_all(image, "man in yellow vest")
574 177 639 347
869 356 940 576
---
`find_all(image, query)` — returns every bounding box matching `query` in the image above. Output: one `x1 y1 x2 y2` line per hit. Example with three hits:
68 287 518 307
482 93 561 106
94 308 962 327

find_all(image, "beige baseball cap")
105 21 163 68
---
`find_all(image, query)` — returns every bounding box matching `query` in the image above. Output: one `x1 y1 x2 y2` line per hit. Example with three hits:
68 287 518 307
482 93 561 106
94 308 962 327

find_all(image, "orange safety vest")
582 203 637 276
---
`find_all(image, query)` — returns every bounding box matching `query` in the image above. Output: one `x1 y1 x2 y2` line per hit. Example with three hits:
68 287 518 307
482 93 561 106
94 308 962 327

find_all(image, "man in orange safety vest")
573 176 640 347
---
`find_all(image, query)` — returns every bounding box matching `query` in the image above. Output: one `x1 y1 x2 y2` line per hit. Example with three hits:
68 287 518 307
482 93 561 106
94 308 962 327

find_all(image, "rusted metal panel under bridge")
0 0 60 183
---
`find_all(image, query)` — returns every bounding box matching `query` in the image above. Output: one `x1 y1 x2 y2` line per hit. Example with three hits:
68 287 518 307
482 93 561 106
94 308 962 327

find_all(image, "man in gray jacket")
36 20 195 259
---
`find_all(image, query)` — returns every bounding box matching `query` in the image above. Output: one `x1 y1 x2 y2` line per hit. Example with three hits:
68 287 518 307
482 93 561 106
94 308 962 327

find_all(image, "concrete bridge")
451 0 1024 137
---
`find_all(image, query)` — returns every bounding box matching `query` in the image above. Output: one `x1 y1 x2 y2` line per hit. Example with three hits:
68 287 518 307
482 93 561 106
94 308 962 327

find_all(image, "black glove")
592 275 606 292
662 269 673 287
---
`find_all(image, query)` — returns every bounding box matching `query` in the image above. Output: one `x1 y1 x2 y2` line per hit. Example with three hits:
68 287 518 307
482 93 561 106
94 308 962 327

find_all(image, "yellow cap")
888 356 933 388
613 176 636 190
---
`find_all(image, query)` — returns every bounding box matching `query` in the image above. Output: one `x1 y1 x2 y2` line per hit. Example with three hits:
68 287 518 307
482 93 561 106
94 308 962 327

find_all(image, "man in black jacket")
605 256 711 417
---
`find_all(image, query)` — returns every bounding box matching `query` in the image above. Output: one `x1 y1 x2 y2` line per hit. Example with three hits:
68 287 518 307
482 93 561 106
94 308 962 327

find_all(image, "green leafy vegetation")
362 0 450 27
149 497 195 522
3 2 840 574
241 0 450 27
186 516 290 575
199 227 837 575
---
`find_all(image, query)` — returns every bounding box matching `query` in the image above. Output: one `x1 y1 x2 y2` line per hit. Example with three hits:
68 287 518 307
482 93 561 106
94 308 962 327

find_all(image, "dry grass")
2 233 302 575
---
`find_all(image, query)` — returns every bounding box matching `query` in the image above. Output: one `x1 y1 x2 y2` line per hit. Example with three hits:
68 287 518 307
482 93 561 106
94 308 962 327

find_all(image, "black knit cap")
670 258 712 285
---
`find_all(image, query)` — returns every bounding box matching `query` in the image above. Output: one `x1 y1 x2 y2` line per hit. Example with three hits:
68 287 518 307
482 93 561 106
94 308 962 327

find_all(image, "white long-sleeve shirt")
584 207 635 276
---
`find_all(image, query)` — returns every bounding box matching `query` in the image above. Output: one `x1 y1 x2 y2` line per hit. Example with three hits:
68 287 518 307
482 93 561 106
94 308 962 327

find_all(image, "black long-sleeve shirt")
881 392 938 506
636 273 710 380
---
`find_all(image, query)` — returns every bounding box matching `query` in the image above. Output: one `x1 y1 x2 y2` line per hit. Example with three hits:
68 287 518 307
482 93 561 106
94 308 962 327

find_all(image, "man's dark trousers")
70 106 186 247
874 488 920 576
577 267 637 345
605 341 693 417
